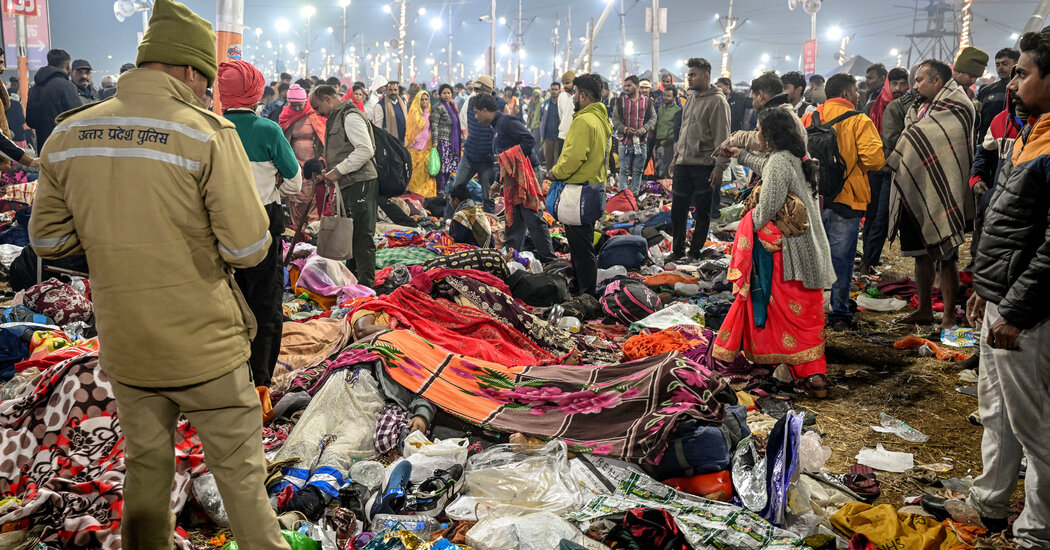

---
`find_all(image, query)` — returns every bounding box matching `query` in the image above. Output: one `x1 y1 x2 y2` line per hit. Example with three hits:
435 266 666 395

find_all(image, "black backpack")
805 109 861 200
368 122 413 198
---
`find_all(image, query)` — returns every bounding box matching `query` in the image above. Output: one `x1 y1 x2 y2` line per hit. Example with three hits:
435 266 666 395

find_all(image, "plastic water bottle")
371 514 445 538
633 136 643 155
878 412 929 443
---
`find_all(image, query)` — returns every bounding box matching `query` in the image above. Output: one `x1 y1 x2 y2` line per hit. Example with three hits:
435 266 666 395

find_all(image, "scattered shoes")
918 495 1008 532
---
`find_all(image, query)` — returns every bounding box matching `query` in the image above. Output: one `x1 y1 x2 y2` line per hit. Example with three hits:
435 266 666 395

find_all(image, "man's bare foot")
896 310 936 325
939 315 957 331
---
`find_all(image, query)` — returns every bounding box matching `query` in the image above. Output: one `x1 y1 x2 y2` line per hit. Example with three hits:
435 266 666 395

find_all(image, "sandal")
798 374 829 399
744 380 794 401
843 464 880 501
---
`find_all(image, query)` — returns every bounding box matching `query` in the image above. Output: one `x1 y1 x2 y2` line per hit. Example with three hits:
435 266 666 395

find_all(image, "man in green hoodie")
551 72 613 296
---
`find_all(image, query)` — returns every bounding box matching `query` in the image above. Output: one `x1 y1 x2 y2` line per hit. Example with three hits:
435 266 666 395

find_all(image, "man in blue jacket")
474 93 556 262
449 75 505 213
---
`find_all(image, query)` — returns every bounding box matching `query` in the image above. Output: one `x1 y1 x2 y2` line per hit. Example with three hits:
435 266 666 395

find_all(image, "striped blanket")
887 79 976 260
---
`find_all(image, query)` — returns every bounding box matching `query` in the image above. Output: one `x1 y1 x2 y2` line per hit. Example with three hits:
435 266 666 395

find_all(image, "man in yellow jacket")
551 73 613 296
27 1 290 548
801 73 885 331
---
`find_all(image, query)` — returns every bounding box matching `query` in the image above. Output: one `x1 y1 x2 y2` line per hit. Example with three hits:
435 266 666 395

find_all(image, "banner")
803 39 817 75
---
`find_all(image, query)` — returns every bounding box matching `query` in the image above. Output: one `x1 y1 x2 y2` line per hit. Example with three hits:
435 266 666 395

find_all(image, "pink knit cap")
287 83 308 102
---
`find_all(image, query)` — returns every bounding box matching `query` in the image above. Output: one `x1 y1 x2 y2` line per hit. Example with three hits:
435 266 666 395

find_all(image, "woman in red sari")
713 108 836 397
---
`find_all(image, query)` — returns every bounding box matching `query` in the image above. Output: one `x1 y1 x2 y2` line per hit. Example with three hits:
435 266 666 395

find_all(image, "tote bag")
317 187 354 261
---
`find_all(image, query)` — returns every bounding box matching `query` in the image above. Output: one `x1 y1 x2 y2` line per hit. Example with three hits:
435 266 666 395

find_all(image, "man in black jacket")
942 29 1050 549
976 48 1020 144
26 49 81 150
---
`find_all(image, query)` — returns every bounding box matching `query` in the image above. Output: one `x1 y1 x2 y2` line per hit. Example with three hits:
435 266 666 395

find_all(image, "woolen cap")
475 75 495 92
136 0 218 86
954 46 989 77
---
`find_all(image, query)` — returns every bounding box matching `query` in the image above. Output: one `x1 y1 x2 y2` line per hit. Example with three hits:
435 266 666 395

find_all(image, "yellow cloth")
831 503 966 550
405 91 436 197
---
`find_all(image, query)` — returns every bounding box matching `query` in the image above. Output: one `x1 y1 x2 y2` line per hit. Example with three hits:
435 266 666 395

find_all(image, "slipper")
844 464 880 501
744 380 793 401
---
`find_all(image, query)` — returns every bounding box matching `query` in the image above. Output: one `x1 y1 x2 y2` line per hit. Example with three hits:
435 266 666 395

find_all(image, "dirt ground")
797 240 992 507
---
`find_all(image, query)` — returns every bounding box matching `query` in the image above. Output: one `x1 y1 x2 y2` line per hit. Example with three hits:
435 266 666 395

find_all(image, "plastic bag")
465 511 601 550
798 431 832 473
855 295 907 312
628 303 704 331
463 440 584 516
761 411 803 526
731 436 768 512
192 472 229 527
403 432 469 483
221 530 320 550
855 443 914 473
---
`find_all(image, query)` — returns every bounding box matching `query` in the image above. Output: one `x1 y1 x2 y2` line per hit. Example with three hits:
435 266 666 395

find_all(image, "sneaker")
665 250 686 263
402 464 465 517
365 459 412 520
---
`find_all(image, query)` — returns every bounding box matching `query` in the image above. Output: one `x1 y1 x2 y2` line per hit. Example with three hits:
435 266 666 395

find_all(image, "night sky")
42 0 1037 85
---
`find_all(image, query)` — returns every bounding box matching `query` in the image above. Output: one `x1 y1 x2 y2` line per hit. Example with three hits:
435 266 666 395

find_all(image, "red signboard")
2 0 50 68
803 39 817 75
3 0 38 17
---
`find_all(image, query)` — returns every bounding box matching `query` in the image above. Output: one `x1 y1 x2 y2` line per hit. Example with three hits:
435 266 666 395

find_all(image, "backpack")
369 122 413 198
600 280 661 325
605 189 639 214
598 235 650 270
805 109 861 200
650 404 750 480
0 305 57 381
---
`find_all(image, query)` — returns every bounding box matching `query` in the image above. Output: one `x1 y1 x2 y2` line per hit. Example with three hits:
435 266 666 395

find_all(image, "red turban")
216 60 266 112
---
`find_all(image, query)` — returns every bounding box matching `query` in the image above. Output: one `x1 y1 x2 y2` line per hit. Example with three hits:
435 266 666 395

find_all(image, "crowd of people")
0 0 1046 547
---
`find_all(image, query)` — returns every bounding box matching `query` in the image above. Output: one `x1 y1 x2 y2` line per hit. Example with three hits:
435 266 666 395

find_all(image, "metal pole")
141 9 149 43
587 19 594 72
552 14 560 78
651 0 659 81
398 0 407 82
306 15 311 77
565 6 572 75
341 4 347 77
16 15 27 119
489 0 496 77
447 5 453 83
1022 0 1050 35
515 0 523 84
620 0 627 78
215 0 244 113
277 30 283 75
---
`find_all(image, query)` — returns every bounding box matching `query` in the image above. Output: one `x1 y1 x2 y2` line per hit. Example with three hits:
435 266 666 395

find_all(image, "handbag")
741 185 809 238
427 147 440 176
317 186 354 261
546 181 607 226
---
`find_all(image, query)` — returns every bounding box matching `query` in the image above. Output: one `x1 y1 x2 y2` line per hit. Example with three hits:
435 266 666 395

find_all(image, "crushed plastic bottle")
349 461 385 492
556 316 581 333
877 412 929 443
596 265 627 283
370 515 445 538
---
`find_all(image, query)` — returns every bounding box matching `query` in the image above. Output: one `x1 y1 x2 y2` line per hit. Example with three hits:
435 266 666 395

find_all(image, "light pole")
275 18 289 77
301 5 316 77
340 0 350 77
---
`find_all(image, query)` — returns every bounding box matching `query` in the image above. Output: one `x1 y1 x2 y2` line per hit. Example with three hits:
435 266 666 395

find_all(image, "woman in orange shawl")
280 83 327 228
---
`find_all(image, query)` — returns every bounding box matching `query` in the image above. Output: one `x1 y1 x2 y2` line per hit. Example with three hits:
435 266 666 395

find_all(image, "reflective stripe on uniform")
218 232 269 259
52 116 212 142
28 232 74 249
48 147 201 171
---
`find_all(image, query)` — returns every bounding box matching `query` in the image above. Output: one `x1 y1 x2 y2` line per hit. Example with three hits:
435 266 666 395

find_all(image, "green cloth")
551 101 613 185
136 0 218 86
655 102 681 141
375 247 439 269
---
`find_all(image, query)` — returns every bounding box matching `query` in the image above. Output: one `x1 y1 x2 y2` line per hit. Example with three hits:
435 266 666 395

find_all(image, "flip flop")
843 464 880 501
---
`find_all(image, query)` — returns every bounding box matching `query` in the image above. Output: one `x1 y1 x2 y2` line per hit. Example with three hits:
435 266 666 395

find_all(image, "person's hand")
710 169 724 188
323 169 341 183
972 180 989 196
669 160 676 177
988 317 1021 350
28 158 40 168
966 294 986 327
724 146 741 159
406 416 428 434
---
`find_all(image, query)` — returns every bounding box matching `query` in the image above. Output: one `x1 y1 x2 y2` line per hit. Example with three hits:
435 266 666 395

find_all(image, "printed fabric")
498 145 544 225
354 329 730 463
0 353 204 550
22 278 94 326
713 212 827 378
422 249 509 279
